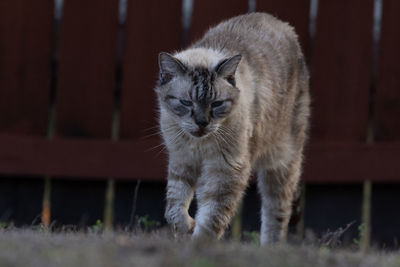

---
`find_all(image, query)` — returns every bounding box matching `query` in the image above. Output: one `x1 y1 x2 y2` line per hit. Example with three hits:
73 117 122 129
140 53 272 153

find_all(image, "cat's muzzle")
190 127 209 138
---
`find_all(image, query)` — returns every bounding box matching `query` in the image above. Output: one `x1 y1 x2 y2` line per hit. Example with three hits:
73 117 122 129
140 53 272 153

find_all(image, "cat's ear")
215 54 242 86
158 52 187 85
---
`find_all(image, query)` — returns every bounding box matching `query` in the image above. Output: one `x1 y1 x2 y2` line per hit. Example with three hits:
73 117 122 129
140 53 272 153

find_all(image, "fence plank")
55 0 119 138
374 0 400 141
119 0 182 139
256 0 310 55
310 0 374 141
0 0 53 136
302 142 400 182
0 134 399 182
0 135 166 180
188 0 248 44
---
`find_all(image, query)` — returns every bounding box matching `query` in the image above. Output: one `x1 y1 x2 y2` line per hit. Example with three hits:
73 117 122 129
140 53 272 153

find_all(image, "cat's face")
156 52 241 138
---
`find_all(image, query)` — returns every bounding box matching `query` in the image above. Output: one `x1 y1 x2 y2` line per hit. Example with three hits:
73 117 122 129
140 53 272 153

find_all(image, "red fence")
0 0 399 182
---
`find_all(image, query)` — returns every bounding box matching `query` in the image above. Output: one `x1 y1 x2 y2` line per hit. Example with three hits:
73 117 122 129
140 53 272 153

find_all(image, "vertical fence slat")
119 0 182 139
55 0 119 138
0 0 53 136
310 0 374 141
188 0 248 44
374 0 400 141
256 0 310 56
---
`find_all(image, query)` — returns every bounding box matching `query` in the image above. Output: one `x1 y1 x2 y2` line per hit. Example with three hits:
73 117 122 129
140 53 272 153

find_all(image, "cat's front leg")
165 163 196 235
192 163 250 240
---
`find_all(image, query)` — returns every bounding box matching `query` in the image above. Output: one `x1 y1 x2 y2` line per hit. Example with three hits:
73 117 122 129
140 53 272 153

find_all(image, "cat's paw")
177 216 195 235
169 215 195 235
192 224 218 242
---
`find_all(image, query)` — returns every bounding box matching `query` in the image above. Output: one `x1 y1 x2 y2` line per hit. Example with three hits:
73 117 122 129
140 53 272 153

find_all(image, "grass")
0 227 399 267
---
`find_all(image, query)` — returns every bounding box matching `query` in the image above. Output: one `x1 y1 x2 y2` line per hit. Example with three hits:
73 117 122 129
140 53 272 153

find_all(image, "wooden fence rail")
0 0 399 183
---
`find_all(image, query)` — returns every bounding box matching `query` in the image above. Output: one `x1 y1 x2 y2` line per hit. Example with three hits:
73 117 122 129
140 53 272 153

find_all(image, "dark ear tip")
215 54 243 75
234 54 242 60
158 52 174 70
158 52 187 77
158 52 169 62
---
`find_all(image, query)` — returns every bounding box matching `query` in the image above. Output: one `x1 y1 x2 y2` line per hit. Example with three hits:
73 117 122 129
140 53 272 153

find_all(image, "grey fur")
155 12 310 244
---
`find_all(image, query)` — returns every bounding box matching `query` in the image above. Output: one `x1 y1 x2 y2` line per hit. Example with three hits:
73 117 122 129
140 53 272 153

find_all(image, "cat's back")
192 12 305 91
192 12 300 59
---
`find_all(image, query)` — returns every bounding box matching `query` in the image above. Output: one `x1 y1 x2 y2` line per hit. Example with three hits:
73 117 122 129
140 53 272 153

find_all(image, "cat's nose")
195 118 209 128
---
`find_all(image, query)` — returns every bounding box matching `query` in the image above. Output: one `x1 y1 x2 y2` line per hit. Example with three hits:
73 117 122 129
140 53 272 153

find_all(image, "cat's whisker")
215 127 235 146
163 128 184 146
216 125 230 135
155 129 185 157
143 125 159 131
211 132 223 153
140 131 163 139
215 132 230 147
155 144 168 157
147 129 183 151
219 125 235 138
147 129 183 154
145 141 167 152
141 125 182 140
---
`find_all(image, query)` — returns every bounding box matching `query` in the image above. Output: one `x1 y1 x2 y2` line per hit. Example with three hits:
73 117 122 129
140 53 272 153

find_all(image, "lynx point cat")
155 13 310 245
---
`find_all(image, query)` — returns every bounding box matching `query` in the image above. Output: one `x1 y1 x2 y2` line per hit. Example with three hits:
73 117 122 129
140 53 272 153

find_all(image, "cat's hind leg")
257 155 302 245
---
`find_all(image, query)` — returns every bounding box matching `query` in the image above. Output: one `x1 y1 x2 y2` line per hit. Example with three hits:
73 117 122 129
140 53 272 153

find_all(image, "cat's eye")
211 101 224 108
180 99 192 106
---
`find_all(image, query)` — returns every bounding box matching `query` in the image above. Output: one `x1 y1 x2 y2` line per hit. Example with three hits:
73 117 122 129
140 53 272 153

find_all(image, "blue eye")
180 100 192 106
211 101 224 108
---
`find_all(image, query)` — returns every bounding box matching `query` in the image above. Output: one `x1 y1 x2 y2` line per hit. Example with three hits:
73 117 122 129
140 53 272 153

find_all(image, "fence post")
360 180 372 252
41 176 51 227
103 109 120 230
41 106 56 228
104 179 115 231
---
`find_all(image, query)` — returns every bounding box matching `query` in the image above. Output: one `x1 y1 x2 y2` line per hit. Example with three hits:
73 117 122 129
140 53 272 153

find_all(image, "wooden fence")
0 0 399 182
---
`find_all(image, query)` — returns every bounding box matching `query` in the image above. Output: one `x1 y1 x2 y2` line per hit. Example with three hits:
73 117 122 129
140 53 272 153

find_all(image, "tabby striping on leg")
154 12 310 245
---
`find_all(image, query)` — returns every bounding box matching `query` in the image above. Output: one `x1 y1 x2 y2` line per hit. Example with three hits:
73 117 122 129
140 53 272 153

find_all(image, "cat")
155 12 310 245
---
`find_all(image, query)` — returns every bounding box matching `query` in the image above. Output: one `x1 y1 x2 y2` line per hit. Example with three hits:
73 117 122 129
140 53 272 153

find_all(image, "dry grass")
0 228 399 267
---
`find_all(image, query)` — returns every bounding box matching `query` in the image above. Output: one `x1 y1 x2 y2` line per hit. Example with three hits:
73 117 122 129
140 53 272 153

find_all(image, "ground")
1 228 400 267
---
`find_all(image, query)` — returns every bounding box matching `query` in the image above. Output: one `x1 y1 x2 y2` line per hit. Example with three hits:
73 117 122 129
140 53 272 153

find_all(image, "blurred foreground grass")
0 228 399 267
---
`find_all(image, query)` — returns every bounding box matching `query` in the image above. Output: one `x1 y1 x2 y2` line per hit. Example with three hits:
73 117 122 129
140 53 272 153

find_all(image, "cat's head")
155 51 242 138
